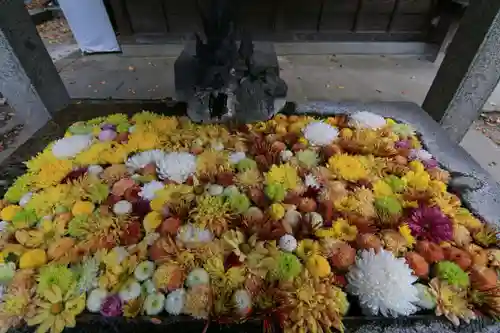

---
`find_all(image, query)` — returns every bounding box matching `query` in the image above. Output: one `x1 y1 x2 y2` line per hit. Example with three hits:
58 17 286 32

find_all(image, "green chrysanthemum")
105 113 129 125
270 252 302 282
296 149 319 169
37 264 75 295
236 158 257 172
435 261 469 289
374 196 402 222
392 123 415 137
227 193 251 214
117 123 131 133
86 181 109 204
4 174 32 203
73 257 100 293
69 123 93 135
67 214 90 238
11 209 38 229
85 117 106 126
384 175 406 193
264 183 286 202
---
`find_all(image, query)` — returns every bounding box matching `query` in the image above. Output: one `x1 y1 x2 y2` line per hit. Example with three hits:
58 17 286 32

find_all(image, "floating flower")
27 286 86 333
118 279 142 302
153 263 185 292
414 283 436 310
186 268 210 288
349 111 386 129
306 254 331 278
165 288 186 315
327 154 369 182
100 294 123 317
264 183 286 202
229 152 246 164
398 224 416 248
19 249 47 269
144 293 165 315
429 277 476 326
347 249 419 317
296 149 319 169
134 261 155 281
407 205 452 243
302 121 339 146
279 234 298 252
52 134 93 159
126 150 164 171
138 181 164 201
37 264 75 295
190 195 232 237
113 200 132 215
74 257 99 293
157 152 197 183
296 239 320 260
184 285 211 319
265 164 300 191
435 261 469 289
269 252 302 282
0 205 22 221
233 289 252 316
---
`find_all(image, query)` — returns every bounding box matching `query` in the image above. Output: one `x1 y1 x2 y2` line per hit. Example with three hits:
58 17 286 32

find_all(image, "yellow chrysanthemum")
72 201 94 216
24 184 74 218
296 239 320 260
153 117 179 132
265 164 300 191
452 208 483 230
0 205 22 221
25 148 57 172
316 218 357 242
402 170 430 191
372 179 394 197
190 195 232 236
126 127 161 153
144 211 162 233
398 224 416 248
327 154 370 182
32 159 74 190
100 144 130 165
27 286 86 333
150 184 193 212
204 256 245 292
196 150 232 178
269 203 285 220
73 142 111 165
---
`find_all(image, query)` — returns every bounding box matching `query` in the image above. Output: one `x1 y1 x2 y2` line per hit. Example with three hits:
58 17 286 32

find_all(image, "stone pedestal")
174 41 287 123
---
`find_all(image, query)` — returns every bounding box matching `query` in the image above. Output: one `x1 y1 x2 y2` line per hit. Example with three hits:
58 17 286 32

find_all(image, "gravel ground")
474 112 500 146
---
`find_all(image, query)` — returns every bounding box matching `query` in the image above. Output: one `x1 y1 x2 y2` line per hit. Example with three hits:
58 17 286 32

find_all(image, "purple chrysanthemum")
423 158 439 169
100 295 123 317
395 140 411 149
407 205 452 243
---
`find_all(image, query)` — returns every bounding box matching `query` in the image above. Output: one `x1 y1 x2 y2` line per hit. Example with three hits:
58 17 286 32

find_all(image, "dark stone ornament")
174 0 287 124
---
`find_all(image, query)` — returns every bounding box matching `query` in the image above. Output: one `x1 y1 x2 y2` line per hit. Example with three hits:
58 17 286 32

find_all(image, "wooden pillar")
0 0 69 130
422 0 500 143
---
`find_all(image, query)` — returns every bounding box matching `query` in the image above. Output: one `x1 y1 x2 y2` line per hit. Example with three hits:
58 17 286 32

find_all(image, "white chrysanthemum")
233 289 252 315
186 268 210 288
87 289 108 313
0 221 7 232
74 257 99 293
229 152 246 164
347 249 419 317
143 232 160 246
134 261 155 281
145 293 165 315
304 173 320 189
52 134 93 159
19 192 33 207
415 283 436 310
126 149 165 171
280 150 293 162
139 181 164 201
177 224 214 247
349 111 387 129
207 184 224 196
279 234 297 252
142 279 157 294
165 288 186 315
303 122 339 146
409 149 433 162
157 152 196 183
119 279 142 302
112 246 129 264
87 165 104 176
113 200 132 215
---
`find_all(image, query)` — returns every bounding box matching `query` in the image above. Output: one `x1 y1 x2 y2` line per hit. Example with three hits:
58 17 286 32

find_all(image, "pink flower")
407 205 452 243
100 295 123 317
